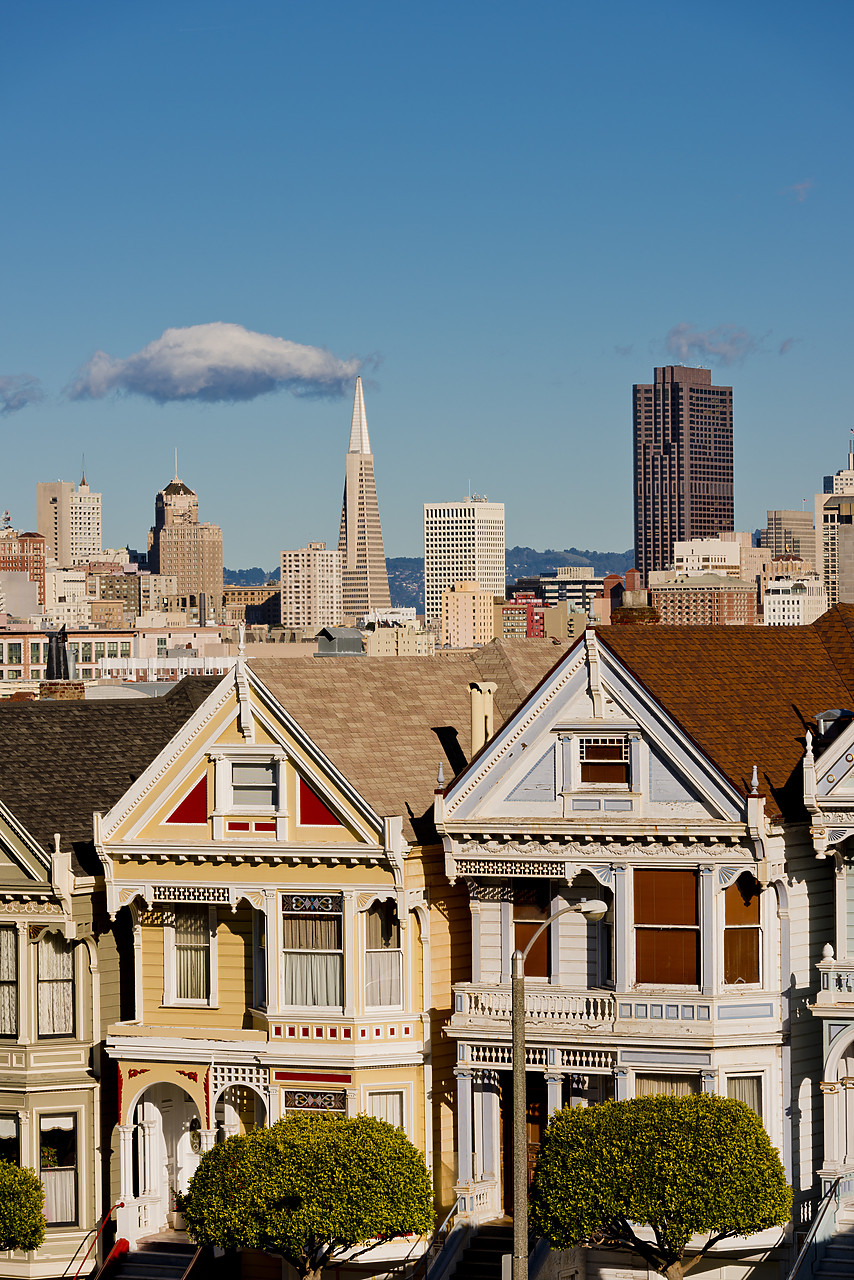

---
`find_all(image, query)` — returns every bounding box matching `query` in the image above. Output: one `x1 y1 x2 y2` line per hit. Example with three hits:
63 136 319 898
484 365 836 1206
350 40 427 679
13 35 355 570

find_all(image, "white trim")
362 1083 410 1136
163 905 218 1008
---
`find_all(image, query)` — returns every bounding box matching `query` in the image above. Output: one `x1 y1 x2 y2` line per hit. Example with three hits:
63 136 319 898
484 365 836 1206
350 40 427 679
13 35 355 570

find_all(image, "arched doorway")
130 1084 204 1236
214 1084 267 1142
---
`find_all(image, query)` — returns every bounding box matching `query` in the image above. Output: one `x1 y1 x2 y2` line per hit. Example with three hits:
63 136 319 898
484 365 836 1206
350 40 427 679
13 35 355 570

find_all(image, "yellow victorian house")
97 640 570 1254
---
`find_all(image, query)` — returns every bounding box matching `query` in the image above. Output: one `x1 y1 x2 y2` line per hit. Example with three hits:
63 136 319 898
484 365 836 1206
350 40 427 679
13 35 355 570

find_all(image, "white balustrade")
456 983 615 1025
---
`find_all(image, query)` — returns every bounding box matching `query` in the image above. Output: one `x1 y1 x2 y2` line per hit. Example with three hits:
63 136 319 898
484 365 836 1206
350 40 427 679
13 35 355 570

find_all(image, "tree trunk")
662 1262 684 1280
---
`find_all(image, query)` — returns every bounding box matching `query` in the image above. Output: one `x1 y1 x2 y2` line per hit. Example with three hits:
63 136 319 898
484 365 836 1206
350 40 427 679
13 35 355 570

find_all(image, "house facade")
435 618 854 1273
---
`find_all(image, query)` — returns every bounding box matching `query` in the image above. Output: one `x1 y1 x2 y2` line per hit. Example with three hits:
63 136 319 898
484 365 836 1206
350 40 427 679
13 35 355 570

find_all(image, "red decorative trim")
127 1068 149 1079
227 821 250 832
298 777 341 826
165 775 208 825
254 822 276 832
274 1071 352 1084
177 1069 198 1083
203 1067 211 1128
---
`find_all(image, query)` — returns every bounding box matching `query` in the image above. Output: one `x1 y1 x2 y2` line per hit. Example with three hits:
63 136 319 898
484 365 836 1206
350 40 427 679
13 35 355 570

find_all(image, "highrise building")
36 472 102 565
337 377 390 622
760 509 816 565
423 497 505 626
280 542 343 630
440 580 496 648
147 474 223 622
815 440 854 605
633 366 734 582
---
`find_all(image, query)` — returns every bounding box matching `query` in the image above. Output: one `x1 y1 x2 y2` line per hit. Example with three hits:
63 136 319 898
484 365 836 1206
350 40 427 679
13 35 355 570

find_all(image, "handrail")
91 1238 129 1280
178 1247 202 1280
61 1202 124 1278
405 1196 464 1278
786 1177 841 1280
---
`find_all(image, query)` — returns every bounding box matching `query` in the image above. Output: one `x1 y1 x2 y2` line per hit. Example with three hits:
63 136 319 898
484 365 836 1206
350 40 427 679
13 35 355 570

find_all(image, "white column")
199 1129 217 1152
700 866 714 994
701 1070 717 1095
455 1069 474 1187
545 1074 564 1116
118 1124 135 1202
263 890 280 1016
614 1068 629 1101
139 1119 156 1196
821 1084 840 1169
343 893 356 1016
613 867 630 991
480 1075 498 1181
16 923 30 1044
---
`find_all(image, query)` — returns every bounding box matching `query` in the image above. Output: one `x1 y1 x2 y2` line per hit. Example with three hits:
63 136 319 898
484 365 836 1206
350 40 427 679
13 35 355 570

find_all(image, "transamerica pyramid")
337 376 391 620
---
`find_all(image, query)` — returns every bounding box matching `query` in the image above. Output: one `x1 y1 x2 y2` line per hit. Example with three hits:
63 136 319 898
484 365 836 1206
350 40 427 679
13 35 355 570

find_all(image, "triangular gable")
814 720 854 799
444 633 744 824
298 777 342 827
0 799 51 886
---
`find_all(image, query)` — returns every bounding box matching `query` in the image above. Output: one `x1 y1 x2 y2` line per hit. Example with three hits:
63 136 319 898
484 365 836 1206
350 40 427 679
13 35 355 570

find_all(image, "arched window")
723 873 761 985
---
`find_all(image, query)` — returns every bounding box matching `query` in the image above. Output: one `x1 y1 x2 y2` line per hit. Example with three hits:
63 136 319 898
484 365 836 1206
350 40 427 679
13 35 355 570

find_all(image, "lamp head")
577 898 608 922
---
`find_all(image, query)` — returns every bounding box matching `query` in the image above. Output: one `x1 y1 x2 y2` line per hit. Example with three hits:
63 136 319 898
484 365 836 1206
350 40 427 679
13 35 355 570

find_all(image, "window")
40 1115 77 1225
514 888 550 979
634 869 699 985
580 737 630 785
0 928 17 1036
367 1090 404 1128
365 901 402 1006
172 908 211 1002
30 643 40 664
7 643 21 665
94 643 105 660
107 642 118 658
38 934 75 1037
120 642 131 657
727 1075 762 1116
0 1115 19 1164
724 874 761 984
635 1074 699 1097
282 895 343 1007
232 762 278 808
81 642 91 662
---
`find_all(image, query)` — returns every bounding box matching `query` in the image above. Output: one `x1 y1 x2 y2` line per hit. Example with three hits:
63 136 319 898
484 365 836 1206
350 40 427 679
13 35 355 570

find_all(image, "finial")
805 729 814 758
53 833 61 855
750 765 759 796
174 447 179 481
437 762 445 787
80 454 87 486
238 621 246 656
822 942 835 961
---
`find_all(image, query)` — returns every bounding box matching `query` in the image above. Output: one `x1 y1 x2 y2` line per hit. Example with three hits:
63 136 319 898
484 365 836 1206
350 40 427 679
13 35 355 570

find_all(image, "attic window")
232 762 278 808
580 737 630 785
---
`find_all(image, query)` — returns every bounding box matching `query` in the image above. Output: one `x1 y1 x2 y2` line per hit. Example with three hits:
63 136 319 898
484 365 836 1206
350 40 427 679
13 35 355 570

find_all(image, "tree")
180 1113 434 1280
0 1161 46 1253
530 1094 792 1280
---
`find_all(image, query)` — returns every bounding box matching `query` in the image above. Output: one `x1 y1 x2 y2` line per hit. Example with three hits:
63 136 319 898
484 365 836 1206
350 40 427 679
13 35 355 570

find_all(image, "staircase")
814 1196 854 1279
451 1222 513 1280
109 1240 198 1279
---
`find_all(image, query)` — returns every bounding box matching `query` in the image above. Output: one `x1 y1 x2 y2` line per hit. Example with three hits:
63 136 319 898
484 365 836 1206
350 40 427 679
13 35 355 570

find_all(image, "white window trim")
210 747 288 839
362 900 405 1013
362 1085 409 1135
163 905 218 1008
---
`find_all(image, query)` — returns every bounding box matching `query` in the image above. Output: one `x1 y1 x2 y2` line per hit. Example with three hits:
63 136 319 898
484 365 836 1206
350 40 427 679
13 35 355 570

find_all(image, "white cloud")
68 322 363 403
0 374 45 415
665 322 763 366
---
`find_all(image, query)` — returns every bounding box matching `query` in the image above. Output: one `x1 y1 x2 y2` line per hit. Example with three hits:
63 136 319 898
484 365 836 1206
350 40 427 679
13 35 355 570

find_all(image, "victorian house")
434 611 854 1275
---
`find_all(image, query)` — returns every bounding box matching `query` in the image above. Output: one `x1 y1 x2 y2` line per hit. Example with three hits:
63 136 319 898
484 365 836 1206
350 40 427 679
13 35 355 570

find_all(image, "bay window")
365 901 402 1007
634 869 699 986
282 895 343 1007
0 1115 19 1164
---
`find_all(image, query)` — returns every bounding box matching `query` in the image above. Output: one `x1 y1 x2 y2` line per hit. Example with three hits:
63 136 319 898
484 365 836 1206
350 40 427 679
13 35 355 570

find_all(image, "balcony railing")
816 952 854 1004
454 983 615 1026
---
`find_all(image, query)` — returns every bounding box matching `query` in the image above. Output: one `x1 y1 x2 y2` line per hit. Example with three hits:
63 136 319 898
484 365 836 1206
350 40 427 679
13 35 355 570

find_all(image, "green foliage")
0 1161 46 1253
180 1113 434 1277
531 1095 792 1278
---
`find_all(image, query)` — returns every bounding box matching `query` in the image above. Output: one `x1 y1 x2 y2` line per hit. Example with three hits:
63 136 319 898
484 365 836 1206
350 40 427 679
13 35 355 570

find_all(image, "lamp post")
511 898 608 1280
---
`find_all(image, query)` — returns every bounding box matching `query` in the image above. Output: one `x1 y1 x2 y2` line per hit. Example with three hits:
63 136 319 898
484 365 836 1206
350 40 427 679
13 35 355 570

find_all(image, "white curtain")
368 1091 404 1128
176 909 209 1001
728 1075 762 1115
0 928 17 1036
42 1169 76 1223
282 915 343 1006
38 935 74 1036
365 950 402 1006
635 1074 698 1097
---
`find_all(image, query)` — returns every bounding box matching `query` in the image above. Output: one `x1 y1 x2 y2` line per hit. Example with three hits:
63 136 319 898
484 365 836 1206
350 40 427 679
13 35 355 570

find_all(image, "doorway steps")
108 1240 199 1279
449 1222 513 1280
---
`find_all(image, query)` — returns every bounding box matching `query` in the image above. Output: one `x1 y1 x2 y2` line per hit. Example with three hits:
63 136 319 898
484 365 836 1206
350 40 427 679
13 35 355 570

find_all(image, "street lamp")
511 898 609 1280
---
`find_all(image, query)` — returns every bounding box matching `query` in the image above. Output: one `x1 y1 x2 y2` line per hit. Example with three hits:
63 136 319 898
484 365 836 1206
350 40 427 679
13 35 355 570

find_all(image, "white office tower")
37 470 102 565
424 497 505 626
280 542 343 630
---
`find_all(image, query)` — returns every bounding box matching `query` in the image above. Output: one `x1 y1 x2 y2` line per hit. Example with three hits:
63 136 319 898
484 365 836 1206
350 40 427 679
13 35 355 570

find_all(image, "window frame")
163 905 218 1008
37 933 76 1040
633 868 700 989
281 894 344 1011
0 1113 19 1165
725 1073 763 1118
0 925 18 1039
722 874 762 987
364 899 403 1010
210 748 288 838
38 1112 78 1227
578 736 631 788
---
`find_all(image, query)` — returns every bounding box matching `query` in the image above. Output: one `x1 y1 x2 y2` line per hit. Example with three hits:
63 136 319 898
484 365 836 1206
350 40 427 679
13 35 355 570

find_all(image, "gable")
443 634 743 826
0 804 51 887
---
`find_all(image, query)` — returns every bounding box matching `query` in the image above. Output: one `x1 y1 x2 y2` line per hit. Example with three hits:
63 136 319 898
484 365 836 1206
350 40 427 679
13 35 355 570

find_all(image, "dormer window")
231 761 278 808
580 737 630 786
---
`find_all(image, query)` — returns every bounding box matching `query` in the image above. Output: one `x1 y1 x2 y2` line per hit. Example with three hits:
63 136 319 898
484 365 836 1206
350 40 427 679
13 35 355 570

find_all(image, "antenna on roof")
174 447 179 481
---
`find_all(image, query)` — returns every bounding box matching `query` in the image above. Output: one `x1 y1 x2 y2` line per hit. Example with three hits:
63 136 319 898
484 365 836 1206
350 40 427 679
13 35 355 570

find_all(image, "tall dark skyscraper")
633 365 734 582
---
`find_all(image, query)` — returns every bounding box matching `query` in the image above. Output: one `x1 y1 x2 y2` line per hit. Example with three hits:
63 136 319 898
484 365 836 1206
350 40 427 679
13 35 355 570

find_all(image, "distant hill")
227 546 634 609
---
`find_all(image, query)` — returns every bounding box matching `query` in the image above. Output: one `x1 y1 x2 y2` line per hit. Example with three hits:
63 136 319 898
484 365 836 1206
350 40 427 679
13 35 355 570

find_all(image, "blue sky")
1 0 851 563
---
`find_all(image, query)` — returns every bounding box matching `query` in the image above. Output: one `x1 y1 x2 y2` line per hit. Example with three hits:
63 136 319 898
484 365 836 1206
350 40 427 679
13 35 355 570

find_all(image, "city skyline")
2 1 852 564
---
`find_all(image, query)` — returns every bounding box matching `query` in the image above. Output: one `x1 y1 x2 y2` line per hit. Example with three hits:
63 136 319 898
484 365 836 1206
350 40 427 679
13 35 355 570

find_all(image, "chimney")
469 681 498 756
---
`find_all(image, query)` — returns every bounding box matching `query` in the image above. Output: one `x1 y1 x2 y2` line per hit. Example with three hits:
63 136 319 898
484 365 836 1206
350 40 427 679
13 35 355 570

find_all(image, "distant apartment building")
280 542 343 630
764 575 828 626
86 565 178 623
670 532 771 605
223 583 281 626
148 474 223 622
338 377 391 621
440 580 495 648
650 574 757 625
365 624 436 656
760 509 816 565
36 472 102 564
511 566 605 613
424 497 505 626
0 629 134 684
634 366 734 581
0 529 46 604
